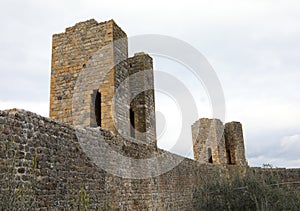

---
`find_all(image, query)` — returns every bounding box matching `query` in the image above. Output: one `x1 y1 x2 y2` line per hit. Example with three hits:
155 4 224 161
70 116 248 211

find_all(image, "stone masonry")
128 53 156 144
0 19 275 210
192 118 247 166
50 19 118 128
0 109 298 210
224 121 247 166
50 19 247 162
50 19 156 145
0 109 224 210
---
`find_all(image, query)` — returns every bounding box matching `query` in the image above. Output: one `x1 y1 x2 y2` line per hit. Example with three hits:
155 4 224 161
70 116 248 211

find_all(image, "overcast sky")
0 0 300 168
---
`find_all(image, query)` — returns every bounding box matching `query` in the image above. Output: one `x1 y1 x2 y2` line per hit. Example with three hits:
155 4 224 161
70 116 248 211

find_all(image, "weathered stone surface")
0 109 225 210
1 109 299 210
50 19 156 146
192 118 247 166
192 118 226 164
2 19 298 210
128 53 156 145
224 121 247 166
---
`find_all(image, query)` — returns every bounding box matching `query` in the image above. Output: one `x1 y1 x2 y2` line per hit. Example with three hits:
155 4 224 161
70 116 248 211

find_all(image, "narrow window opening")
130 108 135 138
208 148 213 163
95 91 101 127
227 149 232 164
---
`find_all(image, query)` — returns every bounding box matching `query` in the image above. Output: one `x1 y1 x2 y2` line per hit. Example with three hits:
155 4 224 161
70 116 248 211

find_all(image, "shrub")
193 167 300 211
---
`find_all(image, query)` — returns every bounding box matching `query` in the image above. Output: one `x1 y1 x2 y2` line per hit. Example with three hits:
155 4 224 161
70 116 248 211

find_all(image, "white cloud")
226 98 300 132
246 134 300 168
281 135 300 156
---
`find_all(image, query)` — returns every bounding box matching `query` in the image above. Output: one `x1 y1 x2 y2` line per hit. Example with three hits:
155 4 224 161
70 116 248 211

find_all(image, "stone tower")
192 118 247 165
49 19 156 145
128 53 156 143
224 122 247 166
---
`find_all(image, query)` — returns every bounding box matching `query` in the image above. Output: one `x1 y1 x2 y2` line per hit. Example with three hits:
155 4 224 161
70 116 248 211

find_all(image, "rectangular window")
208 148 213 163
95 91 101 127
130 108 135 138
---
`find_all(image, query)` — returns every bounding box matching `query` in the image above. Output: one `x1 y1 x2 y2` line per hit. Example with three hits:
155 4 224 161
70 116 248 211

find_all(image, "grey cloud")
0 0 300 168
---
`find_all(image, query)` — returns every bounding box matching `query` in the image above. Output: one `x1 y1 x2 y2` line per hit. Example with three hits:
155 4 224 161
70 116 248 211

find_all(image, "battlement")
53 19 125 38
65 19 100 33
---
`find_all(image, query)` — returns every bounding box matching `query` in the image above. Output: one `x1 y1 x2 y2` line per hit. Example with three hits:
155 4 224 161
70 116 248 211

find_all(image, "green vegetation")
66 184 91 211
193 168 300 211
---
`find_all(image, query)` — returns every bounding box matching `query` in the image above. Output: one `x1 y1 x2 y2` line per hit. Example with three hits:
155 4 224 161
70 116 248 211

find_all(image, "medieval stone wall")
1 109 300 210
251 167 300 189
0 109 226 210
4 19 297 210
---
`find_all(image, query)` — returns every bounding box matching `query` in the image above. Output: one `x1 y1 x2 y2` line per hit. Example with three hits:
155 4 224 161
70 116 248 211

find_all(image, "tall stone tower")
49 19 157 145
128 52 156 143
192 118 247 166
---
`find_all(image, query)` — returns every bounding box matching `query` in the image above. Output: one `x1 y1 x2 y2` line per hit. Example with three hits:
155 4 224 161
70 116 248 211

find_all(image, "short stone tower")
49 19 156 144
224 122 247 166
192 118 247 166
